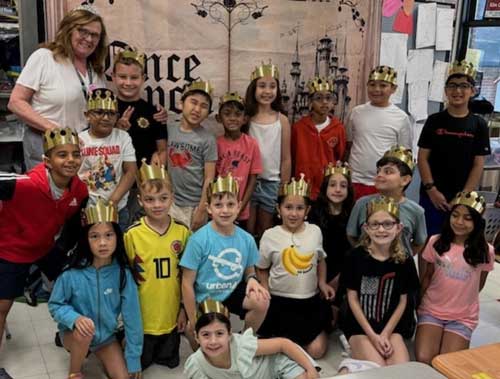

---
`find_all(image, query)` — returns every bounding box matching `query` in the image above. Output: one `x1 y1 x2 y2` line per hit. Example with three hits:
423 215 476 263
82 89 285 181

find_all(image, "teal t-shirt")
180 222 259 302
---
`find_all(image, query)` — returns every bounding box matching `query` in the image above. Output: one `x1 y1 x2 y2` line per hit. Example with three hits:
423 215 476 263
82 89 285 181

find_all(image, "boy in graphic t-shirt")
78 88 137 230
166 80 217 231
417 60 491 235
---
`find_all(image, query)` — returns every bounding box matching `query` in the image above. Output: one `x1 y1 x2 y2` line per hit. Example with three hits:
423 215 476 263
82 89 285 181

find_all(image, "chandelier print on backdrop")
67 0 379 122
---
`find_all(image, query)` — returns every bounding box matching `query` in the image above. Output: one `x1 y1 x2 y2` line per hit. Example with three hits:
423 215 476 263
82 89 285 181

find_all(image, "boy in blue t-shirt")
180 174 270 349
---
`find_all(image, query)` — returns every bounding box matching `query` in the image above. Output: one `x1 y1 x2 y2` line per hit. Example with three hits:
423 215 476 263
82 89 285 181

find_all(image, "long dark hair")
433 204 489 267
195 312 231 334
314 173 354 229
243 77 284 132
66 222 132 290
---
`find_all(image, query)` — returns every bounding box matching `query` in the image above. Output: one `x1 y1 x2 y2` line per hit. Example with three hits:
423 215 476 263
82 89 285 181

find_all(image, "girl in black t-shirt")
309 162 354 327
342 196 415 367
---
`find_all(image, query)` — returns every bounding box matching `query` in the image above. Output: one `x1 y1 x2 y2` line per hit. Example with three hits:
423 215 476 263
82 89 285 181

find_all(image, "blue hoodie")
48 260 143 373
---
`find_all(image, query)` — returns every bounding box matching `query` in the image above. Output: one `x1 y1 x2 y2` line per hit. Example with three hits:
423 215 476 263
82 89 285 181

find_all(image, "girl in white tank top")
244 63 291 237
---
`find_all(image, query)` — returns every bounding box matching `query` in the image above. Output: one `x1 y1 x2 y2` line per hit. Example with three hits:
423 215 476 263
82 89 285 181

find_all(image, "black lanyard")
74 63 93 101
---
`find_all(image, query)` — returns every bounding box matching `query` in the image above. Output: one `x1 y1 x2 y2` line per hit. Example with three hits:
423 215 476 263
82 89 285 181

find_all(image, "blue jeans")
118 207 130 232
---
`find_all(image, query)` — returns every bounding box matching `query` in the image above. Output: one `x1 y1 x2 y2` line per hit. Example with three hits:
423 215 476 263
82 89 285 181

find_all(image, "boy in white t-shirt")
346 65 412 200
78 88 137 230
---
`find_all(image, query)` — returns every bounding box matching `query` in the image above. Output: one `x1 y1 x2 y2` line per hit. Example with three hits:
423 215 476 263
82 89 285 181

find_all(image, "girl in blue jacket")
48 200 143 379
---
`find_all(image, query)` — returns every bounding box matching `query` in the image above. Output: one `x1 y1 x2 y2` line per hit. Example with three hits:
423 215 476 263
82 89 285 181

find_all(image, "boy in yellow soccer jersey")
124 160 190 369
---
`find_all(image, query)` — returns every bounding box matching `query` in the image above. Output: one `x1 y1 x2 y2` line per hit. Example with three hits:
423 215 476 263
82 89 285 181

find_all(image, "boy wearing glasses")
291 77 346 200
79 88 137 230
417 60 491 235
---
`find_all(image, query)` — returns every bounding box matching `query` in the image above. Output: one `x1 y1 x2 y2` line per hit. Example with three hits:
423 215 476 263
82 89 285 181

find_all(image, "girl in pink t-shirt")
415 191 494 365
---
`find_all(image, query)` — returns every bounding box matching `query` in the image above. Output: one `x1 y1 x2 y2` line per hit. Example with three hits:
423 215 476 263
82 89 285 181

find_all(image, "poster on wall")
484 0 500 18
66 0 377 124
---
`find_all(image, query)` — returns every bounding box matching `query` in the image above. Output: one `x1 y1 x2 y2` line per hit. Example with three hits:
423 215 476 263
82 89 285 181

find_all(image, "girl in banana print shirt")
256 175 335 359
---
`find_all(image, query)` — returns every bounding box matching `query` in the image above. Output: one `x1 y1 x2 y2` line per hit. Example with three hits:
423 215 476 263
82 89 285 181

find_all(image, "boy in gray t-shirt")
167 81 217 230
346 146 427 257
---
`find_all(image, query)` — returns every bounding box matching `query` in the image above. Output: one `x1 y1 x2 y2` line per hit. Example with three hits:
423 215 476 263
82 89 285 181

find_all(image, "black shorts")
0 258 32 300
141 331 180 370
258 294 332 346
222 280 248 320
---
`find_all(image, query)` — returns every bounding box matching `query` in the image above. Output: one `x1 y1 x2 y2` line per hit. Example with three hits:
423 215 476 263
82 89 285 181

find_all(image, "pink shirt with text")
216 134 262 220
418 234 495 330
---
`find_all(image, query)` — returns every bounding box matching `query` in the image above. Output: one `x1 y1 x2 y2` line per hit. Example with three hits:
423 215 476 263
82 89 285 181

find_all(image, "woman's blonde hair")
44 9 108 75
359 212 407 264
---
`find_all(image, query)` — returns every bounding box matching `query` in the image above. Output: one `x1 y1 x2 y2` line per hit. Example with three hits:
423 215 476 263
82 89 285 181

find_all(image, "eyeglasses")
366 221 398 230
89 110 118 118
445 83 473 90
311 94 335 102
76 27 101 41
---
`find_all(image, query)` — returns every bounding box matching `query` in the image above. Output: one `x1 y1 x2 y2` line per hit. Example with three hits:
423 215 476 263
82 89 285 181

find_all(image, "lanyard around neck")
74 62 93 101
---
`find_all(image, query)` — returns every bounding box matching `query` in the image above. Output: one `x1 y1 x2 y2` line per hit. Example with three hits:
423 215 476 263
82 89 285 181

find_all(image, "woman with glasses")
8 4 108 170
417 60 491 235
340 195 417 371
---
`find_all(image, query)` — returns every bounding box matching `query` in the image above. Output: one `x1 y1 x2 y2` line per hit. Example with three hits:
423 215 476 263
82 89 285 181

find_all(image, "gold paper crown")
82 199 118 226
208 173 239 197
279 173 311 198
184 79 214 97
324 161 351 178
116 46 145 68
219 91 244 106
87 88 118 112
382 145 415 171
448 60 476 80
308 77 335 94
251 62 280 81
368 65 397 85
137 158 169 185
43 127 79 153
198 299 230 319
450 191 486 215
367 195 400 219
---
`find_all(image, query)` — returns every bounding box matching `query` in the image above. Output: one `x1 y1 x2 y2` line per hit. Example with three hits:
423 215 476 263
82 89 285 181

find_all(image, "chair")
484 205 500 243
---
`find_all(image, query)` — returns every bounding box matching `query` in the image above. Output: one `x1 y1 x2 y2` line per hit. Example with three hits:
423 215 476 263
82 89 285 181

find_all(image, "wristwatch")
246 273 260 283
423 182 435 191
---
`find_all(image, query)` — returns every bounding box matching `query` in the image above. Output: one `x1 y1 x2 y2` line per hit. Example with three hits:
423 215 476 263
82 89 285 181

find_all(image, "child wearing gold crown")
256 174 334 359
417 60 491 236
180 174 270 350
78 87 137 231
308 162 354 326
345 65 411 200
347 146 426 258
167 80 217 231
112 46 169 225
415 191 495 365
112 46 168 165
341 196 417 369
244 62 291 238
48 200 143 379
291 77 346 200
184 299 319 379
124 161 190 370
0 128 88 378
215 91 262 225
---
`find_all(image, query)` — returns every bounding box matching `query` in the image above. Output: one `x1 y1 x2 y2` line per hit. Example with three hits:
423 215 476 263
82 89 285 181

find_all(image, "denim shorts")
251 178 280 214
418 313 473 341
